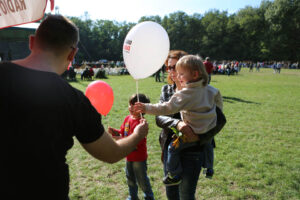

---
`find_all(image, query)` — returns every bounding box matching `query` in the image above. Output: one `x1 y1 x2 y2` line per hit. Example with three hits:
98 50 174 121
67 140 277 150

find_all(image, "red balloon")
85 80 114 116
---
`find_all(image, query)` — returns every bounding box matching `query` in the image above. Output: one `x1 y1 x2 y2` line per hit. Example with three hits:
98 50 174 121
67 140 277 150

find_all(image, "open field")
67 68 300 200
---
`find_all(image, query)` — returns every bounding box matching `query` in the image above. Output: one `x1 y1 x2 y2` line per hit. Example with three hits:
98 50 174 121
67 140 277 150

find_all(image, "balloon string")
136 80 143 119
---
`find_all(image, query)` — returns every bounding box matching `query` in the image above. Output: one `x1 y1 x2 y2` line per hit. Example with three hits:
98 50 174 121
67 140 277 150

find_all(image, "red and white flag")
0 0 54 29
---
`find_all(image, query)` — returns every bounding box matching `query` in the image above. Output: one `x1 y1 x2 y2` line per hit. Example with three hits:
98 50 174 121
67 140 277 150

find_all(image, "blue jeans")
167 139 198 176
202 140 214 169
164 144 204 200
126 160 154 200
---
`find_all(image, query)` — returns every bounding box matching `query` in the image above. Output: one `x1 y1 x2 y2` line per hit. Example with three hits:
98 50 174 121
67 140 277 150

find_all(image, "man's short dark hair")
35 14 79 53
129 94 150 105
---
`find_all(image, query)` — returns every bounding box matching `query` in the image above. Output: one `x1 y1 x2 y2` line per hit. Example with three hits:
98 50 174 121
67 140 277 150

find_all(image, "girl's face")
176 67 197 87
128 104 140 118
167 58 178 82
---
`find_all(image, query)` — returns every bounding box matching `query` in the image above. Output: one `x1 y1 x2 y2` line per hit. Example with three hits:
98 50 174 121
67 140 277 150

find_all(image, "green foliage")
265 0 300 61
69 0 299 62
139 15 162 24
162 11 190 51
201 10 229 59
67 69 300 199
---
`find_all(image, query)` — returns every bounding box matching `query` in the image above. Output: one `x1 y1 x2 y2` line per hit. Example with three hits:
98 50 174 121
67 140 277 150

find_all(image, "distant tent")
0 23 39 60
0 23 39 41
0 0 54 60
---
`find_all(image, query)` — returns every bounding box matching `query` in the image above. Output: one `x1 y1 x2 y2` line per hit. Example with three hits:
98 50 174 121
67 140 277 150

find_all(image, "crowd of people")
0 14 236 200
61 63 129 81
272 62 283 74
60 58 298 83
210 60 299 75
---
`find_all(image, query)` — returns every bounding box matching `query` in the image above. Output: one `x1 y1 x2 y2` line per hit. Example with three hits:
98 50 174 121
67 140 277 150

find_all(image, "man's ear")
67 47 78 62
29 35 35 50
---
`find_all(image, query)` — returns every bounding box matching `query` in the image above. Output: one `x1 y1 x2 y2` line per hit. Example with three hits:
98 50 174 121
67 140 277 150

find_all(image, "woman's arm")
155 115 180 129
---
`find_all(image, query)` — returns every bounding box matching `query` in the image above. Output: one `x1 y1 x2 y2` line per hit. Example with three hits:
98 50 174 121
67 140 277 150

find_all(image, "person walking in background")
108 94 155 200
202 57 219 179
203 57 214 84
273 62 277 73
277 62 282 74
155 68 161 82
0 14 149 200
161 64 166 82
256 62 260 72
249 62 254 72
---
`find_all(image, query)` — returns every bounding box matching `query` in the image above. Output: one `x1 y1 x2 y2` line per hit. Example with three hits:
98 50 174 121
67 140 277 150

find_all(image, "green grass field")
67 68 300 200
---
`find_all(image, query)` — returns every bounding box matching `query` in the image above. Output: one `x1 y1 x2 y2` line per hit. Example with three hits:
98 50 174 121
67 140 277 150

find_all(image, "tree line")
67 0 299 64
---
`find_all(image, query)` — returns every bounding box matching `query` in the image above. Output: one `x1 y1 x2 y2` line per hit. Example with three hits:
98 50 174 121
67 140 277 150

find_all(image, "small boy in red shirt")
108 94 155 200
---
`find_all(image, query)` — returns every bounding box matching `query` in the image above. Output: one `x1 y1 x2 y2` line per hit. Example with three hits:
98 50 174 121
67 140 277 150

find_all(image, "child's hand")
133 102 146 113
108 126 120 136
108 126 113 134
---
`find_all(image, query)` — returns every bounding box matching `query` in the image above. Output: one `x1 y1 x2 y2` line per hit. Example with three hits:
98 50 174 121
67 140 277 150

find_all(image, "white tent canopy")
14 23 40 30
0 0 54 29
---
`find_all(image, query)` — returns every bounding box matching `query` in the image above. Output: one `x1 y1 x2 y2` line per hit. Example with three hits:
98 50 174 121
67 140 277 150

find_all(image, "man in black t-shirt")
0 15 148 200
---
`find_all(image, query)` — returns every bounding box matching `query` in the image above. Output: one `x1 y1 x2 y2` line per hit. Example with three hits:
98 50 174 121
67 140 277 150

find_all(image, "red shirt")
204 61 214 74
116 115 147 162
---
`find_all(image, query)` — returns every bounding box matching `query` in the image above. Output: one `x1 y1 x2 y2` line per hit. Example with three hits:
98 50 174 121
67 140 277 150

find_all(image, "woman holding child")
156 50 207 199
153 50 225 200
133 50 226 199
156 50 204 200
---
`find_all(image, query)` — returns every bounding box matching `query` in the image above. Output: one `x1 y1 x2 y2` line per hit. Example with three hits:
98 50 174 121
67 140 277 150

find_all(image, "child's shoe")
205 168 214 179
163 173 182 186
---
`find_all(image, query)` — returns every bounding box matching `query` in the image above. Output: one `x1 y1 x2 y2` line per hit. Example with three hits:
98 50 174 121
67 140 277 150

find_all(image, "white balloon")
123 21 170 80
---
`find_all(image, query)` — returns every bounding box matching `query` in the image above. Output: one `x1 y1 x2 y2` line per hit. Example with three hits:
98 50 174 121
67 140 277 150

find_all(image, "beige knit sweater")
145 80 223 134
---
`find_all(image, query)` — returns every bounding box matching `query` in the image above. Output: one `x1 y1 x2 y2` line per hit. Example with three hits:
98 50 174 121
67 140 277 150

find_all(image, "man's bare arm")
81 119 148 163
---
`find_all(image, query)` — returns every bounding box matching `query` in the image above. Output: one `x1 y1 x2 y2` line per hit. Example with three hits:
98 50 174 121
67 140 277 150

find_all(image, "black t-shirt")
0 62 104 199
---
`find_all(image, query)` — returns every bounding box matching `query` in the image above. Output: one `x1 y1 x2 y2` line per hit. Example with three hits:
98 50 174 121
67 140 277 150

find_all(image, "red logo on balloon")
123 39 132 53
124 44 131 52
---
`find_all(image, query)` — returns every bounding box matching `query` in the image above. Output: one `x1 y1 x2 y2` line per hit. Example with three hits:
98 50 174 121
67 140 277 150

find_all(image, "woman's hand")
176 121 199 142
